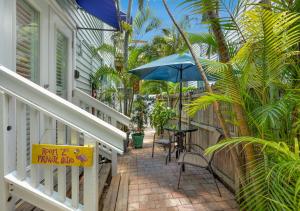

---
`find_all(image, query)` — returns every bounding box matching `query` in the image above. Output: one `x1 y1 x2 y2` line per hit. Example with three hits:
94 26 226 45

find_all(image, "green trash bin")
131 133 144 148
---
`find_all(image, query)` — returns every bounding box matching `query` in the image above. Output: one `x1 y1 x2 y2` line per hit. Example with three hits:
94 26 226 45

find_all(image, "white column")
0 93 15 211
0 0 16 70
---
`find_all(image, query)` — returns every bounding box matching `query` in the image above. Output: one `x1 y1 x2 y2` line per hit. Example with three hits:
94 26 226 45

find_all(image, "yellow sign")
32 144 94 167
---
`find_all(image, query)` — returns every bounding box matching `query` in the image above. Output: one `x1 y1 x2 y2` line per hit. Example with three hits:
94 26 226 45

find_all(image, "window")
16 0 40 83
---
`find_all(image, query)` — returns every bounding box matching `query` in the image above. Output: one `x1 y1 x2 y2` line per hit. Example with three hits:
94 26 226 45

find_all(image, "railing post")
71 129 79 209
84 136 99 211
0 92 15 211
30 109 40 188
111 118 117 128
111 150 118 176
57 122 66 202
43 116 54 196
16 100 27 180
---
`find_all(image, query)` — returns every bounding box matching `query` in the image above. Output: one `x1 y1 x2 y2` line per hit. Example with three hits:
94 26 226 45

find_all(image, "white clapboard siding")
55 0 114 94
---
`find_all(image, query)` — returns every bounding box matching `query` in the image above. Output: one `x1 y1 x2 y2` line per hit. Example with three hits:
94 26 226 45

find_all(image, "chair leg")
168 143 171 162
152 142 155 158
208 166 222 197
177 163 183 189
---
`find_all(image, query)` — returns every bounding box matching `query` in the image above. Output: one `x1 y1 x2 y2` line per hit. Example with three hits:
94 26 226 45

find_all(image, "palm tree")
93 5 161 116
179 0 256 168
187 5 300 204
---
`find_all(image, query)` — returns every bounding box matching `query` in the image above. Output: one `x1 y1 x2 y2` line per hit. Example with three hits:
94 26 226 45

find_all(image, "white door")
52 14 73 100
51 11 74 144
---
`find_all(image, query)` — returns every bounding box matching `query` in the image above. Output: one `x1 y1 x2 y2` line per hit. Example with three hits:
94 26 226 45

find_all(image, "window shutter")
16 0 40 82
56 31 68 98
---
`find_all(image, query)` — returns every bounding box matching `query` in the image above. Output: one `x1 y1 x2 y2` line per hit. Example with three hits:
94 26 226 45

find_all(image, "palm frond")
185 92 236 116
94 43 116 55
206 137 300 210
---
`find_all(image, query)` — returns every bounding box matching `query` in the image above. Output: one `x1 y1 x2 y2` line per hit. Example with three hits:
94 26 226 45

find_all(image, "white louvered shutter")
56 31 68 98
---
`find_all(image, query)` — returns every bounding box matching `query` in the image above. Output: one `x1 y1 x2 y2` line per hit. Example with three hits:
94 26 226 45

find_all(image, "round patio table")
164 124 198 161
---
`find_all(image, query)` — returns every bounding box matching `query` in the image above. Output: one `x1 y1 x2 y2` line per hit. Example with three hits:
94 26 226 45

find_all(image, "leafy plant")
150 101 176 134
130 95 148 134
206 137 300 210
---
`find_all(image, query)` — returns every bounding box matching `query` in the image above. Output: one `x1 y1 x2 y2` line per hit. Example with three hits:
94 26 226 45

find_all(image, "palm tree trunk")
124 0 133 69
206 9 255 167
123 0 133 116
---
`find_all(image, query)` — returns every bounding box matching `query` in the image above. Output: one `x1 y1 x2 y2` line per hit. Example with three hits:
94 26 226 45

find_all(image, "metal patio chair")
152 131 175 164
177 132 224 197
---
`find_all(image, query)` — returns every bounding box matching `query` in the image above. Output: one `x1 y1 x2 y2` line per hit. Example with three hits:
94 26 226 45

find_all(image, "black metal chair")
177 132 224 197
152 131 174 164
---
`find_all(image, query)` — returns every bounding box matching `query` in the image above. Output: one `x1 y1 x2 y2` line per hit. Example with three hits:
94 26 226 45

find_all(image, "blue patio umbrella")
130 53 212 130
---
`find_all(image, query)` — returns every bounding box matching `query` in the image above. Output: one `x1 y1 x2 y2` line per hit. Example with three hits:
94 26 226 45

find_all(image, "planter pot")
131 133 144 148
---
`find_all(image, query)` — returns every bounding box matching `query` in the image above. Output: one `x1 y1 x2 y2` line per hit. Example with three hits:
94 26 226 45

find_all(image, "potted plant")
130 95 147 148
150 101 176 135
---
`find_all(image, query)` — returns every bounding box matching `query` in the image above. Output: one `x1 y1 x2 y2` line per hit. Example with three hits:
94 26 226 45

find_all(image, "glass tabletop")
164 124 198 133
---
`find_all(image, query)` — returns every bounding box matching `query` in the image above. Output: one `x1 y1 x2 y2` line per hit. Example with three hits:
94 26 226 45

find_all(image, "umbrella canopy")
130 53 211 131
130 53 214 82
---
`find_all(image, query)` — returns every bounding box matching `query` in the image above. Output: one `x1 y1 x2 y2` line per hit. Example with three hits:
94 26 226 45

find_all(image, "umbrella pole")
179 68 182 131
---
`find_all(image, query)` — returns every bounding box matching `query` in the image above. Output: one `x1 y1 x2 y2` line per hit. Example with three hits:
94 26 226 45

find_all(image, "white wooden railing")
73 88 130 164
73 88 130 128
0 65 126 211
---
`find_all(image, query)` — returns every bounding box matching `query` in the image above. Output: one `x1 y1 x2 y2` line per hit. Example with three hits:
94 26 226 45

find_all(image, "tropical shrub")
206 137 300 210
150 101 176 134
130 95 148 134
183 5 300 210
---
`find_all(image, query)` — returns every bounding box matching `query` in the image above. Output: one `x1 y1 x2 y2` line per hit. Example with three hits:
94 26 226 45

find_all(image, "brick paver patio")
118 128 239 211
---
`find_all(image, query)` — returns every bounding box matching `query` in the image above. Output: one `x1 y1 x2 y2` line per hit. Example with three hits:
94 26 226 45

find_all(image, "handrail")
0 65 125 153
73 88 130 127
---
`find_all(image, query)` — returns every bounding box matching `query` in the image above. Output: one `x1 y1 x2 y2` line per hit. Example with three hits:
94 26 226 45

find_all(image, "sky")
119 0 209 41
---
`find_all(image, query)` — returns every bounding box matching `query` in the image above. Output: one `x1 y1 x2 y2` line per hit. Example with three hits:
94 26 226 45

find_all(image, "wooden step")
115 174 129 211
102 174 121 211
98 163 111 202
102 173 129 211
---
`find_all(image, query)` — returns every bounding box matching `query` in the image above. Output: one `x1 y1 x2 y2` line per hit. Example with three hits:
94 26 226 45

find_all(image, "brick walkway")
118 128 239 211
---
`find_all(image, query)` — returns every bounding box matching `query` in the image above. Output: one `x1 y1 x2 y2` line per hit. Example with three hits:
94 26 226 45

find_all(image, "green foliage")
185 92 236 116
140 81 169 95
206 137 300 210
130 95 148 133
133 7 162 40
182 4 300 210
188 33 218 56
149 101 176 134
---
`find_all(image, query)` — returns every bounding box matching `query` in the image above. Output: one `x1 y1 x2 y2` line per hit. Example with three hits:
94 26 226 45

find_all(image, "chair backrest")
153 130 172 141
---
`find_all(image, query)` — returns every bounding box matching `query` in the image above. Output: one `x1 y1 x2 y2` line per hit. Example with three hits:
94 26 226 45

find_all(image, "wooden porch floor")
118 128 239 211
